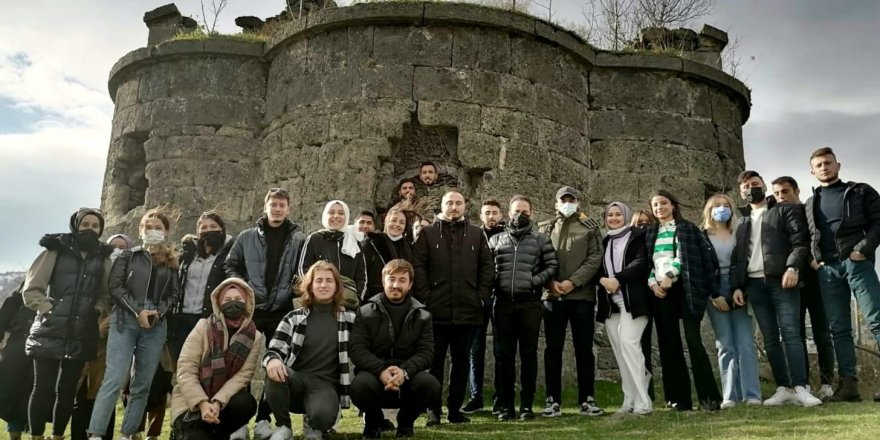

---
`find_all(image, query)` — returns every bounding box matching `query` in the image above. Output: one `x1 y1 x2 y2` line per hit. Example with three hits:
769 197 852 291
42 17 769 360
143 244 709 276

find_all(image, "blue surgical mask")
558 202 578 218
711 206 732 223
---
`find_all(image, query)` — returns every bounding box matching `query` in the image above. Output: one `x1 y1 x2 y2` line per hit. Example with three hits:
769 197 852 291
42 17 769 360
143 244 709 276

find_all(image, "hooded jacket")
488 222 558 302
349 294 434 379
412 217 494 326
538 211 603 302
805 181 880 261
23 233 113 360
226 218 306 312
176 235 235 317
169 278 264 422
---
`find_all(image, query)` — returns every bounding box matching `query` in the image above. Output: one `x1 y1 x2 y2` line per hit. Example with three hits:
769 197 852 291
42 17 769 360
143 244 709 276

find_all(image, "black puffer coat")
363 232 412 299
299 230 368 300
595 229 651 322
349 295 434 378
0 284 35 424
805 181 880 261
110 247 180 321
26 234 112 360
488 224 558 302
412 218 494 326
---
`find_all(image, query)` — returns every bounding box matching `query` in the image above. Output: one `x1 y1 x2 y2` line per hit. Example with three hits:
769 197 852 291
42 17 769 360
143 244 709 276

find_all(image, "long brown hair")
140 208 180 269
297 261 344 311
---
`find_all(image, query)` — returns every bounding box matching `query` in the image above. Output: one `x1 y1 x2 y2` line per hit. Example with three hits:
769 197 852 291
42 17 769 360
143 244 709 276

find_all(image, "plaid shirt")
263 307 355 408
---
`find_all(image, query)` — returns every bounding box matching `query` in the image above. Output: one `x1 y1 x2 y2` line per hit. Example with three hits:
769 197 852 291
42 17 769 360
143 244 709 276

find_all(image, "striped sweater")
649 221 681 286
262 306 355 408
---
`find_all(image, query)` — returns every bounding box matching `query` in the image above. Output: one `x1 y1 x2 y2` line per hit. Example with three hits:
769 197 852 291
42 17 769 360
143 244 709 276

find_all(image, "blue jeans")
706 276 761 401
817 258 880 379
747 278 806 388
88 309 167 436
468 299 499 404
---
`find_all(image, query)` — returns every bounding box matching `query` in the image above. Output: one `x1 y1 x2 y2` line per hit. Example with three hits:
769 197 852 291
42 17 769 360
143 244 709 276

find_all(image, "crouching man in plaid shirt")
262 261 356 440
350 259 440 439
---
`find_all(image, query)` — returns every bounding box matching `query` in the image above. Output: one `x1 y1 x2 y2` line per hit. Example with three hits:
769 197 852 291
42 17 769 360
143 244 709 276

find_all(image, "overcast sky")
0 0 878 272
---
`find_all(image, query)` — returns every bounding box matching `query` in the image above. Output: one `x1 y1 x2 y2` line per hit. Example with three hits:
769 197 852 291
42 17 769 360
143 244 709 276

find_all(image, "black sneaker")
362 425 383 439
541 397 561 417
447 412 471 424
699 400 721 411
519 408 536 420
461 399 484 414
425 409 441 427
491 399 504 415
874 391 880 403
497 408 516 421
381 419 396 431
396 426 414 438
579 397 605 416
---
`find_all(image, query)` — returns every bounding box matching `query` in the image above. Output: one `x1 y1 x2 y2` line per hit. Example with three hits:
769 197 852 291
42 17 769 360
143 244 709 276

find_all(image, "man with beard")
805 147 880 402
412 162 460 218
226 188 307 439
489 196 558 421
412 190 494 425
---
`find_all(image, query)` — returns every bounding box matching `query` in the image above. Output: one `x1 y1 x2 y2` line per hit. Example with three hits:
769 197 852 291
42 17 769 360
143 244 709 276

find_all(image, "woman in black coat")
22 208 113 439
0 283 36 440
596 202 652 415
363 209 413 299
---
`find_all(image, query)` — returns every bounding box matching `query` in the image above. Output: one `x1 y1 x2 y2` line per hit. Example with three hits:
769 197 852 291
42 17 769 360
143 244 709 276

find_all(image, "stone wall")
102 2 750 388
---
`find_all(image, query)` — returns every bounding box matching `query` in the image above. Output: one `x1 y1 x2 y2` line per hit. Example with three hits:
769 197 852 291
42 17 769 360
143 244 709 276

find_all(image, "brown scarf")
199 316 256 397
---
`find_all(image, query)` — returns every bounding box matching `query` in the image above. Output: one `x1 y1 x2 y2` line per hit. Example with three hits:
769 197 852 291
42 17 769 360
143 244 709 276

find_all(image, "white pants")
606 311 652 413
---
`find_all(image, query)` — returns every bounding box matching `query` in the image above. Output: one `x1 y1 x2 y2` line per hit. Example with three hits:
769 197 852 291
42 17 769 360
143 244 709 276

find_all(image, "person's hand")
600 277 620 294
660 276 673 290
651 284 666 299
850 251 866 262
199 400 219 424
732 289 746 307
380 367 399 391
782 270 799 289
387 366 406 389
137 310 159 329
266 359 288 383
810 260 822 270
548 281 562 297
711 296 729 312
98 317 110 338
558 280 575 295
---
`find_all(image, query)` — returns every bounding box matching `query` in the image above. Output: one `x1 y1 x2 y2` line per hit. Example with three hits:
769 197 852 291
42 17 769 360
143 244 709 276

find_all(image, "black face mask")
76 229 100 254
744 186 766 204
512 212 531 229
199 230 225 252
221 300 247 320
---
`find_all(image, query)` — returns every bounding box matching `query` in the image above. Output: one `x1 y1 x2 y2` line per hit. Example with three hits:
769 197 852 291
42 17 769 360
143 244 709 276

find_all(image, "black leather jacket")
110 247 181 322
731 198 810 290
805 181 880 261
488 224 558 302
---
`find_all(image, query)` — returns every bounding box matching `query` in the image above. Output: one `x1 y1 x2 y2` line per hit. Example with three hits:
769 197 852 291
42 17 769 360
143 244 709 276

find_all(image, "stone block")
471 70 502 105
180 126 218 136
556 53 590 104
361 65 413 99
146 158 197 187
413 67 472 101
321 67 364 102
203 39 264 57
451 28 511 73
154 40 205 57
589 140 641 173
307 28 352 72
590 171 640 204
417 100 480 131
501 141 550 180
659 175 706 208
710 88 743 130
150 96 263 128
511 35 559 89
536 118 588 165
287 73 323 107
534 20 595 65
480 107 536 145
458 131 501 170
282 112 329 147
684 117 718 151
590 109 687 146
594 52 683 72
114 78 140 110
533 83 586 131
359 100 413 139
109 48 153 89
423 3 535 36
590 69 691 115
687 148 725 184
305 2 424 31
372 25 454 67
687 83 714 120
329 111 361 140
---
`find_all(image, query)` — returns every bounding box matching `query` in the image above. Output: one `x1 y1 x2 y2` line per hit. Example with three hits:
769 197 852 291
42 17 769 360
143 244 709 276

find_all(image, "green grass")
170 29 268 44
4 381 880 439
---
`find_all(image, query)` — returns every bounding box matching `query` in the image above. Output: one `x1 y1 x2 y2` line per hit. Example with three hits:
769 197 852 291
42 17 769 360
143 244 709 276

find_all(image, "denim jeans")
817 258 880 379
88 309 167 436
706 275 761 401
467 298 499 404
746 278 806 388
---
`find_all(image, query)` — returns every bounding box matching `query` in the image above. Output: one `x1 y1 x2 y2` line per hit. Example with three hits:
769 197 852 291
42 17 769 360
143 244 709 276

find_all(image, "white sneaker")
745 398 763 406
763 387 794 406
794 386 823 407
720 400 736 409
254 420 275 440
230 425 250 440
303 416 323 440
268 426 293 440
542 397 562 417
817 384 834 400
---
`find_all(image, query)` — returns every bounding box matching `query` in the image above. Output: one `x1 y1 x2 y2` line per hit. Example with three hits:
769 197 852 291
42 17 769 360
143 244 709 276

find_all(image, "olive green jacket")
537 211 603 302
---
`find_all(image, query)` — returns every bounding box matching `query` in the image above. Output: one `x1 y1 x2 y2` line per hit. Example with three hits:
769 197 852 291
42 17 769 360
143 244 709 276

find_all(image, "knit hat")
69 208 105 236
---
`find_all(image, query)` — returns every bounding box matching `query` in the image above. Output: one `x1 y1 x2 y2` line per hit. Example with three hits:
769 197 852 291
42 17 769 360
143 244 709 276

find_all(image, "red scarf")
198 316 256 397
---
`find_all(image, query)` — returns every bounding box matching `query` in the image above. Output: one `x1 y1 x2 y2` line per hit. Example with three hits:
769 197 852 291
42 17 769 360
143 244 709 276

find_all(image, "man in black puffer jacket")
488 195 558 421
22 208 113 438
350 259 440 439
412 190 494 425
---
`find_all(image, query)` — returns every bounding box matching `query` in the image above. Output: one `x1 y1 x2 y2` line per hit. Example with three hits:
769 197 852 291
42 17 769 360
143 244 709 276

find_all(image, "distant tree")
200 0 229 34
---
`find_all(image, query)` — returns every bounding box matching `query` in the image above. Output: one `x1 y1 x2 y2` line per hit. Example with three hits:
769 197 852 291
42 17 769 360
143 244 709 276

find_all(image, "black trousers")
264 369 339 431
174 389 256 440
430 324 478 414
494 299 542 409
71 378 116 440
800 269 836 385
252 307 292 422
29 358 87 436
169 313 203 361
543 300 596 404
351 370 440 430
653 285 721 410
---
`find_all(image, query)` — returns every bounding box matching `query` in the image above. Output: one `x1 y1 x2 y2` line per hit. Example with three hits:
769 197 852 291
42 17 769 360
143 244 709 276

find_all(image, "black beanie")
70 208 105 236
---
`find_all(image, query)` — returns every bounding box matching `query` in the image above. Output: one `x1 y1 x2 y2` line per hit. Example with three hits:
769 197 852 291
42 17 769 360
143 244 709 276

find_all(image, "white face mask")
558 202 578 218
142 230 166 245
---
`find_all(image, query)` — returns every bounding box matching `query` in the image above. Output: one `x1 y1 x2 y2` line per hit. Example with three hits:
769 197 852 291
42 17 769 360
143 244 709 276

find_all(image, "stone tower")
101 2 749 240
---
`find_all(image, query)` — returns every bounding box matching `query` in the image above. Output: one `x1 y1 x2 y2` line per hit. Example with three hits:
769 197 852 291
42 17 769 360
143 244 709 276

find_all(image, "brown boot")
829 376 861 402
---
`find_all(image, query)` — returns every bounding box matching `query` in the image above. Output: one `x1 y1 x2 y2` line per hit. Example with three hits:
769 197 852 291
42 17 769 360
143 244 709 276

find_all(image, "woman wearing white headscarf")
299 200 367 310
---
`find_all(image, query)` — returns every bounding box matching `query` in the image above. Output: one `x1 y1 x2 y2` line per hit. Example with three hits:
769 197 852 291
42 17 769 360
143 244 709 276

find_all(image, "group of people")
1 147 879 440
